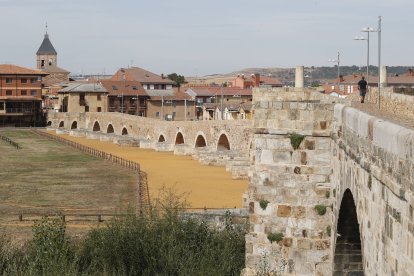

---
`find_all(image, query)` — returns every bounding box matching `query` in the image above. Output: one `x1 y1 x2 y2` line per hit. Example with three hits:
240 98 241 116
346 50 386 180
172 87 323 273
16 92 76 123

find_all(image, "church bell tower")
36 24 57 70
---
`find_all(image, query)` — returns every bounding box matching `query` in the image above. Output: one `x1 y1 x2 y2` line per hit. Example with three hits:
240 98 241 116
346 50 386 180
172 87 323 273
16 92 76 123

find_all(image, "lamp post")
117 94 124 113
354 26 376 79
328 52 340 92
377 16 382 109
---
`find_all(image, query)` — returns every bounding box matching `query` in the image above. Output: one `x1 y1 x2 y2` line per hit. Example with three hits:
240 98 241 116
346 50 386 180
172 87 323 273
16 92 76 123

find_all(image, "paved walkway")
351 101 414 130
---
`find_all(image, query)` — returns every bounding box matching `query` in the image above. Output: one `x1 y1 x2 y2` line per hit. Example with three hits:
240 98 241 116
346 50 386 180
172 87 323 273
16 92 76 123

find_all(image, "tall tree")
167 73 187 87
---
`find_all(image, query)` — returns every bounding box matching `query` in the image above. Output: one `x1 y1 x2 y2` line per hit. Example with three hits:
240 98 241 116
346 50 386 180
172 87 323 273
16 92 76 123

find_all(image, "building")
36 30 70 110
146 88 196 121
0 64 47 127
101 80 149 116
202 102 253 120
111 67 175 90
230 73 283 89
185 87 252 119
58 82 108 113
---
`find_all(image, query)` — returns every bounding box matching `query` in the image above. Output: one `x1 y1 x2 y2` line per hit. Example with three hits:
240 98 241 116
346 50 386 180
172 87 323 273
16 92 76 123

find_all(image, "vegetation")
167 73 187 87
259 199 270 210
326 226 332 237
368 175 372 190
267 232 284 244
288 133 305 150
315 205 327 216
0 188 246 275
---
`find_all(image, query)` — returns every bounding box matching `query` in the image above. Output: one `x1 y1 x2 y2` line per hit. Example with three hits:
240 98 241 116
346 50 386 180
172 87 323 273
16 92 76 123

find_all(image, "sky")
0 0 413 76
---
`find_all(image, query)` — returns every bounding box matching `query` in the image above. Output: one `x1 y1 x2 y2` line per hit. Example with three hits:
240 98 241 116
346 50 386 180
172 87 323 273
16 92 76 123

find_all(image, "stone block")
277 205 292 217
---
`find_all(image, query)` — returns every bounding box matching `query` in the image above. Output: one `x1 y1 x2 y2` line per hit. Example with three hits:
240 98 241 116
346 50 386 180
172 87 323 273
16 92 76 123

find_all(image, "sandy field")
54 133 248 209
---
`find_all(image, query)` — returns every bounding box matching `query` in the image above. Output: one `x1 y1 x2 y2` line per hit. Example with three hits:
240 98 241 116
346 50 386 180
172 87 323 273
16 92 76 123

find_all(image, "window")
156 111 160 118
6 78 12 84
97 94 101 101
21 90 27 96
85 106 89 112
6 90 12 96
31 78 37 84
112 86 118 90
21 78 27 84
154 84 160 89
132 86 138 90
109 98 115 105
97 107 102 112
41 60 45 68
172 101 176 108
31 90 37 96
0 102 4 110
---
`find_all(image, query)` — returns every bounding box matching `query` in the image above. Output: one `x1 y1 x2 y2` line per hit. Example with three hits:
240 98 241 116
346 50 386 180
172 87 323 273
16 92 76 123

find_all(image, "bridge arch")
47 121 52 126
217 132 231 151
92 121 101 132
106 124 115 134
58 121 64 128
334 189 363 275
70 121 77 130
122 127 128 136
194 132 207 148
158 134 166 143
175 132 185 145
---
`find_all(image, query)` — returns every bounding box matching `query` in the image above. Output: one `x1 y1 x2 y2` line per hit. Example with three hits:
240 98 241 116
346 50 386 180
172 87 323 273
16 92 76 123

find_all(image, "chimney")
295 66 304 88
254 73 260 87
339 75 344 82
408 68 413 76
161 73 165 79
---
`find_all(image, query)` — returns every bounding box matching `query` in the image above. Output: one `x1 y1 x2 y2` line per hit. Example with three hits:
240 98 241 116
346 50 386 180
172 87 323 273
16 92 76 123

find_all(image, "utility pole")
378 16 382 110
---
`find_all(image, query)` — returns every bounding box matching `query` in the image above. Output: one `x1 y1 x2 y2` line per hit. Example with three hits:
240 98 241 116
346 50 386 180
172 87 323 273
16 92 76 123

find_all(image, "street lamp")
328 52 340 92
354 26 376 80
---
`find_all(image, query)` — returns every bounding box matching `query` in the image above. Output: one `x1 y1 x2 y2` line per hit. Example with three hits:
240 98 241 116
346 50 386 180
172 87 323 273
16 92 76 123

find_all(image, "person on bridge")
358 76 368 103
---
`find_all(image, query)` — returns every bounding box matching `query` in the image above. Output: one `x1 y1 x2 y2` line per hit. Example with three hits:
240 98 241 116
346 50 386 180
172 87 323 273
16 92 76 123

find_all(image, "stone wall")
332 104 414 275
244 87 342 275
349 87 414 118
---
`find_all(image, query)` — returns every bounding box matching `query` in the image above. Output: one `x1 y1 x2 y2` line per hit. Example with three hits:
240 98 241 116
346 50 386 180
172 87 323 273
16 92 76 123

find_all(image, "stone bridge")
244 87 414 275
47 85 414 275
47 112 253 179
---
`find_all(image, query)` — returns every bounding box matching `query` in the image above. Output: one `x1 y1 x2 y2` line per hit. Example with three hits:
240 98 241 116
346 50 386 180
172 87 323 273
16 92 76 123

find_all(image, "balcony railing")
6 108 35 114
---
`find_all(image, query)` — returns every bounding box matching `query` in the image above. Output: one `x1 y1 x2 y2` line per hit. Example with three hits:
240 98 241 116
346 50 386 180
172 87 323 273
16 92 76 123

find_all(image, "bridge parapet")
332 104 414 275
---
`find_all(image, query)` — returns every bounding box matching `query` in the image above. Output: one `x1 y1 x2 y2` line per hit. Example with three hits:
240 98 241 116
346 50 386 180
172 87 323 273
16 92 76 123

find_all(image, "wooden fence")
0 134 21 149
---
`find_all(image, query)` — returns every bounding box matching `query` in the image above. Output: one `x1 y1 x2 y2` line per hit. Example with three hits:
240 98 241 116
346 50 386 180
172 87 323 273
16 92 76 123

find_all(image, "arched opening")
217 133 230 151
107 124 114 134
195 135 206 148
334 189 363 274
93 121 100 132
58 121 64 128
71 121 77 129
47 121 52 126
175 132 184 145
122 127 128 135
158 135 165 143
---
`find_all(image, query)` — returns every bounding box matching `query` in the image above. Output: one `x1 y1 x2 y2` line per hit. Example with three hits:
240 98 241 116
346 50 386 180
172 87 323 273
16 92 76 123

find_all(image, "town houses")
2 28 414 127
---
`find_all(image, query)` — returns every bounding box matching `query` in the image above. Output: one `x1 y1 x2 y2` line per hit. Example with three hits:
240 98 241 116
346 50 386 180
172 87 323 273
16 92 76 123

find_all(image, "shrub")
267 232 284 243
326 226 331 237
315 205 327 216
259 199 270 210
288 133 305 150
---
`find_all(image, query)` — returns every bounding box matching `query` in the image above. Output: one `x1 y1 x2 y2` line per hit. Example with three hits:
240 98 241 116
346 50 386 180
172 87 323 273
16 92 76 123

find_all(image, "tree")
167 73 187 87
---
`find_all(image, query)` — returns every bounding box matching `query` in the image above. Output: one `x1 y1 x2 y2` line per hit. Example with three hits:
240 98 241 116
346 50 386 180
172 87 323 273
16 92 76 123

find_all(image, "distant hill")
189 66 413 86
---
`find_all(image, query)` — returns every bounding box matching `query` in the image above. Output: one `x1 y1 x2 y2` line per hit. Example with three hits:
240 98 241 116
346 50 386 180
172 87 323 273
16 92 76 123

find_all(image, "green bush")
0 187 246 275
288 133 305 150
315 205 327 216
267 232 284 243
259 199 270 210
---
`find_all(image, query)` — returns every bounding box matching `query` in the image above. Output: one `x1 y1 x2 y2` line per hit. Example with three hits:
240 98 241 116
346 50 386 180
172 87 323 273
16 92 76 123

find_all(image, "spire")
36 27 57 55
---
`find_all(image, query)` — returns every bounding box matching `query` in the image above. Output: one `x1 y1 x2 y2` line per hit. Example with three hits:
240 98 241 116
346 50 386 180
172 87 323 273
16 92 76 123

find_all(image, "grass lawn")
0 129 137 241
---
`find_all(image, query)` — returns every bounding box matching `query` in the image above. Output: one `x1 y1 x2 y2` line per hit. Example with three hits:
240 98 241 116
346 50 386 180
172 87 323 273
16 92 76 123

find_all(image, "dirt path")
53 132 248 208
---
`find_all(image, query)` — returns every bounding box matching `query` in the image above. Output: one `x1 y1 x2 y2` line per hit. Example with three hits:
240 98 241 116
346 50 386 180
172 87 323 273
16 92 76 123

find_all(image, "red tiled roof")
0 64 48 76
101 80 148 96
148 87 194 101
111 67 175 85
